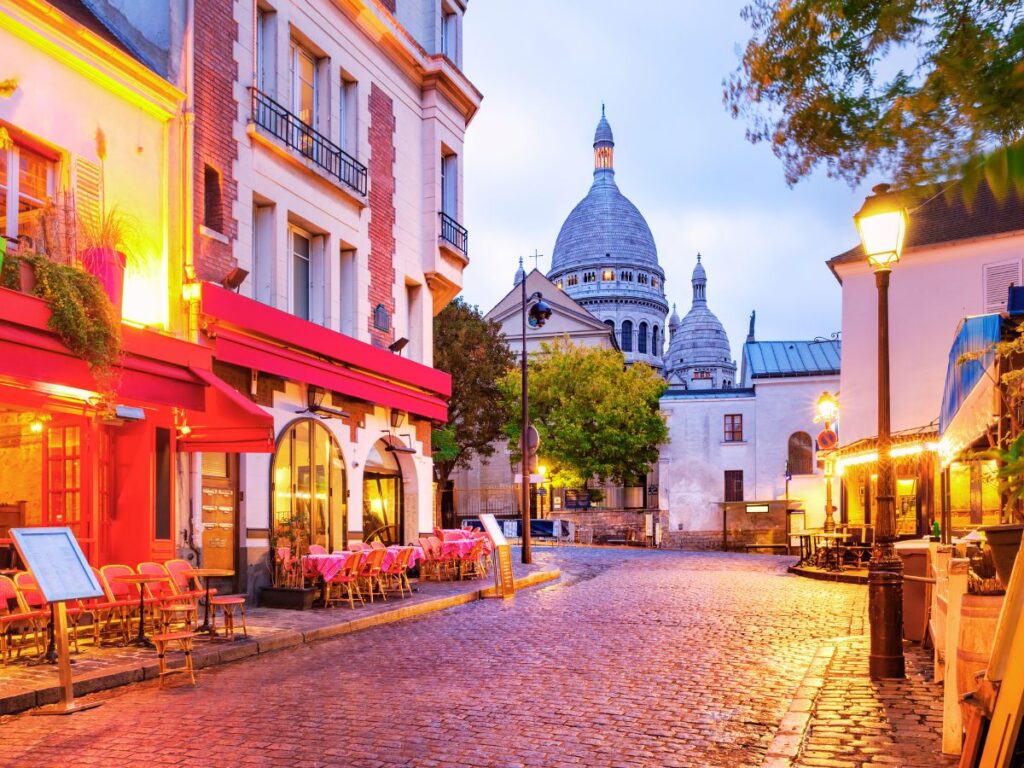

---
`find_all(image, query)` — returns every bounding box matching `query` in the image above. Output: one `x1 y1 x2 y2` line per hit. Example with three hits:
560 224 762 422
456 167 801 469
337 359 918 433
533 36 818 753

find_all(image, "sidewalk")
0 561 559 716
764 636 956 767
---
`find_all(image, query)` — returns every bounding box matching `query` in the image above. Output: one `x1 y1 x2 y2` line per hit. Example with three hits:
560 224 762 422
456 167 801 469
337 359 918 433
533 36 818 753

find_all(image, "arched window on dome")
620 270 633 282
601 269 615 282
788 432 814 476
652 325 660 355
567 274 578 287
621 320 633 352
638 322 648 354
584 272 596 283
638 273 648 285
604 319 615 338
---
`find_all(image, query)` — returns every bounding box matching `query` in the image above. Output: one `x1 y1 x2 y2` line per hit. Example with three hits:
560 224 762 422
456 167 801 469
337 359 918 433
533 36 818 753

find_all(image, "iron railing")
439 211 468 255
250 88 367 196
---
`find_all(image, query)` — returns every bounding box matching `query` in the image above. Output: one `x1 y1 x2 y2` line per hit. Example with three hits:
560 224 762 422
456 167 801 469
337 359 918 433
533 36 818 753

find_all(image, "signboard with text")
479 514 515 598
10 528 103 603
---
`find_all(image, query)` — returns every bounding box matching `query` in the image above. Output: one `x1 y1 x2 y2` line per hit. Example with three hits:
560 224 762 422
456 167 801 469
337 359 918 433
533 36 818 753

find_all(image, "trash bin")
895 539 931 642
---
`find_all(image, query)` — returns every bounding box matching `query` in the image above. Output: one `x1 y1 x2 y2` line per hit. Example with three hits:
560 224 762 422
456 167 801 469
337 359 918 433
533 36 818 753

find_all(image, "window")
567 274 578 287
155 428 171 540
601 269 614 281
441 151 457 216
652 325 659 356
555 281 563 290
604 319 615 337
652 277 659 289
440 4 458 62
638 273 648 285
620 320 633 352
583 271 596 283
339 246 357 336
724 470 744 502
338 73 358 154
724 414 743 442
638 321 648 354
723 380 732 389
252 202 274 305
694 370 712 380
0 140 54 239
290 226 311 320
290 42 317 127
620 270 633 282
406 282 423 361
363 440 403 545
255 6 274 92
788 432 814 475
203 165 224 233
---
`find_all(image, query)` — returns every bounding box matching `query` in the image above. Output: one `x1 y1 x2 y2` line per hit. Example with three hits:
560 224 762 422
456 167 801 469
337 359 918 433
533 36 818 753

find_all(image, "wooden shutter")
983 260 1021 312
73 156 101 231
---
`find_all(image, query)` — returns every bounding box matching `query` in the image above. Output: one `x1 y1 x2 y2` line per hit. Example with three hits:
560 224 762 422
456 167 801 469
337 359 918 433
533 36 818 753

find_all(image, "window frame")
1 140 56 240
724 470 744 502
724 414 743 443
289 224 312 321
290 41 318 128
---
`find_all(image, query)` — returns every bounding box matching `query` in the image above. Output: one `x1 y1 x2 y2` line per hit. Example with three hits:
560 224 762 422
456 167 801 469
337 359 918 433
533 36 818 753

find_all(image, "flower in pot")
79 205 140 317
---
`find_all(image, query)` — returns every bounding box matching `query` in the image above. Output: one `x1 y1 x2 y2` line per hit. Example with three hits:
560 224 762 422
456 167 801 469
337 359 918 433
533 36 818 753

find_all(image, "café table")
813 532 850 572
114 573 170 648
184 568 234 636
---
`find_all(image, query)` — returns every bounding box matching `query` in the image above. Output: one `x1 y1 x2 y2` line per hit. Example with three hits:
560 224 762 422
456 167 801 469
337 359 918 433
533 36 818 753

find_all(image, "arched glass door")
362 440 402 545
271 419 346 555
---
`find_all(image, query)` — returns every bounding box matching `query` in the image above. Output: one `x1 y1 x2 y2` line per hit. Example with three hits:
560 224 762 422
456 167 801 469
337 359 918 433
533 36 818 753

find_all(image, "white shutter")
73 156 101 231
983 260 1021 312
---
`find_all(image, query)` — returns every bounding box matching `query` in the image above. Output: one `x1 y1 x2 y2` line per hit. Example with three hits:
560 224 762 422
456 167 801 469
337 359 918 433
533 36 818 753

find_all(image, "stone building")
547 108 668 370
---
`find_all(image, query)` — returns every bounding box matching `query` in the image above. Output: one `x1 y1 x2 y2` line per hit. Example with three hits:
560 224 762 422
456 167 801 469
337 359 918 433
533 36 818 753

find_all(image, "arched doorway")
363 439 403 545
271 418 347 554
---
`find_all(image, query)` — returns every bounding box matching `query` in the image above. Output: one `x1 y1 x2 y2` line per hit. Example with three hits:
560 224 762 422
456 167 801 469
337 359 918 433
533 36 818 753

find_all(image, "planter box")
981 523 1024 586
259 586 317 610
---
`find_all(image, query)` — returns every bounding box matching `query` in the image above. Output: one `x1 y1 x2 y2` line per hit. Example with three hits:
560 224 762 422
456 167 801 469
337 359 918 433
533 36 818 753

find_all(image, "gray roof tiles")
743 340 841 378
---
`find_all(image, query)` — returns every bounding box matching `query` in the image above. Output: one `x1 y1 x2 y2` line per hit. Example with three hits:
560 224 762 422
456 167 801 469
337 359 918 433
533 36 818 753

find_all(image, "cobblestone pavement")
0 548 945 768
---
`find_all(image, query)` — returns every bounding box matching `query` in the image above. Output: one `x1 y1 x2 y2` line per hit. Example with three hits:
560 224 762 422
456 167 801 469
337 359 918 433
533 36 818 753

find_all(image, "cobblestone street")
0 548 948 768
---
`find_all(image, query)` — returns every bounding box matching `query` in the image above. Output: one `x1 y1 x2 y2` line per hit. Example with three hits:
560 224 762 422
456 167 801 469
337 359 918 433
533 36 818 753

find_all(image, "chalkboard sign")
10 528 103 603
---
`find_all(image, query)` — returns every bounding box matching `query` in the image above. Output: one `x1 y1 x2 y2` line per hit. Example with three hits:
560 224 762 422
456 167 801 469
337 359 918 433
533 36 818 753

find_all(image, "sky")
460 1 880 360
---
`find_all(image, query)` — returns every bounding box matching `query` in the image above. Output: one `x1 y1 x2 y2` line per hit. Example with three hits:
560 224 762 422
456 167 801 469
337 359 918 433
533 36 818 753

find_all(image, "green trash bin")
895 539 931 642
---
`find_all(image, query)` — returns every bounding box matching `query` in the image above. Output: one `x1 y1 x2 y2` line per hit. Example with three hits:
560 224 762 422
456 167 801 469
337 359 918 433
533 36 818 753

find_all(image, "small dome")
513 256 525 287
665 255 737 385
692 253 706 282
594 105 614 147
668 303 680 332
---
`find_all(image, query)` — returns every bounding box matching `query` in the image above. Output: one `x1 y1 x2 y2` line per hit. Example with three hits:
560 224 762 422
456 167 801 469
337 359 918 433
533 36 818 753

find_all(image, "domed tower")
548 107 669 368
665 255 737 389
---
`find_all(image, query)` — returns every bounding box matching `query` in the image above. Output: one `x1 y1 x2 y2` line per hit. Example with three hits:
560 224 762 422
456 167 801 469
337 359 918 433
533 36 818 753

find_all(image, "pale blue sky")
461 1 878 358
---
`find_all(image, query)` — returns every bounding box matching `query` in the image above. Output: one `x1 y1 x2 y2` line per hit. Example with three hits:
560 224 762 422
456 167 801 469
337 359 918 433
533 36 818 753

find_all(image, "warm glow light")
854 184 908 270
182 282 202 302
815 391 839 424
836 441 940 472
29 419 43 434
538 465 547 477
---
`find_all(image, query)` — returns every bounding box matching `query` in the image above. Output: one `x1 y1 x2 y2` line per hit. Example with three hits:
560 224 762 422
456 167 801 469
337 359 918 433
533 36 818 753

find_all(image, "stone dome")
665 255 737 389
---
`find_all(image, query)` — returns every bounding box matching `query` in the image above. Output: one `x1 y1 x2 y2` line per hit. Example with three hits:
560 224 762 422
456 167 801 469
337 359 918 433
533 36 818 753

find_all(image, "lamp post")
854 182 909 680
520 274 551 565
815 392 839 532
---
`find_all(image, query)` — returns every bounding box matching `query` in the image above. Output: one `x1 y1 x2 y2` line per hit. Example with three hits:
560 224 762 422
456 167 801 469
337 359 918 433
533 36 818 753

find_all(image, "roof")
594 107 613 146
49 0 139 60
662 387 755 400
829 182 1024 270
743 340 841 379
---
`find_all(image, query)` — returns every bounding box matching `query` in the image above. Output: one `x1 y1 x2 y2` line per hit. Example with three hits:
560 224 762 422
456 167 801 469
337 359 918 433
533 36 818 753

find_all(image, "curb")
0 568 561 716
787 565 868 585
761 641 837 767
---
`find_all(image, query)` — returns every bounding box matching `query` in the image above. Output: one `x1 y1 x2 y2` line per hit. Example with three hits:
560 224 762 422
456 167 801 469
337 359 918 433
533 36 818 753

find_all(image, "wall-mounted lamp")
388 337 409 354
390 409 406 429
302 385 349 419
0 79 17 99
221 267 249 292
182 281 202 302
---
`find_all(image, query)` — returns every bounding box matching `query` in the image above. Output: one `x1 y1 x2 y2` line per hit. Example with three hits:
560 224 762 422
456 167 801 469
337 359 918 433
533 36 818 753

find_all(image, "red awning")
177 368 275 453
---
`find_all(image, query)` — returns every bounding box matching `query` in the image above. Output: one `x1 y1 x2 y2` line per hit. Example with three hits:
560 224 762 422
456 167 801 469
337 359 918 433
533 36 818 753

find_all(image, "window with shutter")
73 157 101 233
983 260 1021 312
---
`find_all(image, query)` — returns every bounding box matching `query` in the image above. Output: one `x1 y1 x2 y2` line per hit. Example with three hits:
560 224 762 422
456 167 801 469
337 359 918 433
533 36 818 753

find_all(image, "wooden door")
200 453 238 587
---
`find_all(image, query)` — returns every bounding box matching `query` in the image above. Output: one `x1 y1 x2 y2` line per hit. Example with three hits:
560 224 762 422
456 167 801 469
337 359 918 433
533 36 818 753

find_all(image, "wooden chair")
383 547 413 598
324 552 364 609
428 536 455 580
210 596 248 640
152 630 197 686
0 575 43 663
164 559 206 600
458 539 487 580
370 541 387 551
86 568 132 646
308 544 328 555
417 538 437 580
358 548 388 603
14 572 84 654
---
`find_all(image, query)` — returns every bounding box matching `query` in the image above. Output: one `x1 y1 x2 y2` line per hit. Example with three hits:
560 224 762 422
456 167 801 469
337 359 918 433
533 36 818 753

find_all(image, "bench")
743 543 790 554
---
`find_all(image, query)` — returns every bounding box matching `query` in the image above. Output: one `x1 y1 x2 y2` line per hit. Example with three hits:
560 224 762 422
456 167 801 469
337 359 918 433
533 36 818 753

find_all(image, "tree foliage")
432 297 515 484
725 1 1024 189
499 338 668 488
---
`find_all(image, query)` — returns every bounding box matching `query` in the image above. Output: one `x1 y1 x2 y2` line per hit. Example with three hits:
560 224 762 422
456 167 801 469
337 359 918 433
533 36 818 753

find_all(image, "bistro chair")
416 538 437 580
210 595 248 640
308 544 328 555
151 630 197 686
165 559 207 600
358 548 388 603
324 551 364 609
89 567 132 646
427 536 456 579
0 575 43 663
370 541 387 551
348 541 371 552
458 539 487 581
383 547 413 598
275 546 302 590
14 572 84 654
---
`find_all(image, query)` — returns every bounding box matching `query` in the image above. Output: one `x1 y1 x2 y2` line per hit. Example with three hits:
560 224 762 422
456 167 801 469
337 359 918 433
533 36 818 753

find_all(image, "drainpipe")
181 0 198 339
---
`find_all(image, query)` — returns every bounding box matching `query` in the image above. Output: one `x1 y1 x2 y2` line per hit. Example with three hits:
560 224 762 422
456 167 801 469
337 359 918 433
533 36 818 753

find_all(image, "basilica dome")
665 255 737 389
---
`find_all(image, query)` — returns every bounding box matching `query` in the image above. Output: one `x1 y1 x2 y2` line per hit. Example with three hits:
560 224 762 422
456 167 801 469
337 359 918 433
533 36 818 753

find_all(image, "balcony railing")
439 211 468 255
250 88 367 196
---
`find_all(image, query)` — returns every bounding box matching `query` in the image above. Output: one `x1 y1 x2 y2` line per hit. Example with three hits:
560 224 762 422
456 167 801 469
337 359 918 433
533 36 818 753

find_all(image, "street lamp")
815 392 839 533
854 182 908 680
520 273 552 565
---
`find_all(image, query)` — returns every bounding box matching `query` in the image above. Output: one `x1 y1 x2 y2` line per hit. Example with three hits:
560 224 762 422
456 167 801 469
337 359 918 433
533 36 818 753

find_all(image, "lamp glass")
816 392 838 423
855 206 907 269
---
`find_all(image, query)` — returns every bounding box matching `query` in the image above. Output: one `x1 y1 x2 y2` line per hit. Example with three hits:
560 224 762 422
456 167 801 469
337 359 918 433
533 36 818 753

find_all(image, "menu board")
10 528 104 603
478 514 508 547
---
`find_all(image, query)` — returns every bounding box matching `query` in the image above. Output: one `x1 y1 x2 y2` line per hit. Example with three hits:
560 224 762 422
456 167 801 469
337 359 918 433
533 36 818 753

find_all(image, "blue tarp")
939 314 1001 436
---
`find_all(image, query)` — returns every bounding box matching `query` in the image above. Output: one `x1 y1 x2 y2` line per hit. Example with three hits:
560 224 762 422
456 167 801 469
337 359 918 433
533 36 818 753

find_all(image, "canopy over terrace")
0 287 273 565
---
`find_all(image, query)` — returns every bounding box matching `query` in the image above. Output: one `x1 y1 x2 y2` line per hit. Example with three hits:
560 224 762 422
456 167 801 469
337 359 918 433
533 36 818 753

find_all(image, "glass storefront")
272 419 347 554
947 460 1001 530
363 440 402 545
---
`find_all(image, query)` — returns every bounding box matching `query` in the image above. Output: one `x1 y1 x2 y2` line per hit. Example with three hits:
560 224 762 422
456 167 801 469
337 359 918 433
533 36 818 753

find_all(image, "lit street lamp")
854 182 909 680
815 392 839 533
520 273 551 565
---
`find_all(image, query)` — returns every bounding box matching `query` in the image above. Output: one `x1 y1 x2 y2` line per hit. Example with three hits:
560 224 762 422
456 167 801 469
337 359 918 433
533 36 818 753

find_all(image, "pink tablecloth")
306 547 424 582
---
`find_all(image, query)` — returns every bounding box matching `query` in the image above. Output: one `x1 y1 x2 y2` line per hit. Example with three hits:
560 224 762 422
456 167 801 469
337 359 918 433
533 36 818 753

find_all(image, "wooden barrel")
957 594 1003 698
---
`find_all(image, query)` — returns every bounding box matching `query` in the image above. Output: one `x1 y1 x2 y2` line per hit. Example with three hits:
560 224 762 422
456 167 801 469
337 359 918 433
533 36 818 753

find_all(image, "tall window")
338 72 357 154
724 414 743 442
363 440 402 545
1 141 54 239
638 321 648 354
203 165 223 233
290 226 311 320
788 432 814 475
441 151 457 216
252 202 274 306
255 6 274 92
272 419 347 553
724 470 744 502
440 5 458 62
621 320 633 352
652 325 660 356
290 42 317 126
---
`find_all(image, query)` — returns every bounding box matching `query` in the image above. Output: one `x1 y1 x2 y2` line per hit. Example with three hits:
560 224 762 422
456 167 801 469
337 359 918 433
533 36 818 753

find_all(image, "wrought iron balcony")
439 211 468 256
250 88 367 196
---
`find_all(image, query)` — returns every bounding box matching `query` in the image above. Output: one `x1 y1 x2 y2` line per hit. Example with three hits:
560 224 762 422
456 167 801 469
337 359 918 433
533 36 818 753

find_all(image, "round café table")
114 573 170 648
184 568 234 637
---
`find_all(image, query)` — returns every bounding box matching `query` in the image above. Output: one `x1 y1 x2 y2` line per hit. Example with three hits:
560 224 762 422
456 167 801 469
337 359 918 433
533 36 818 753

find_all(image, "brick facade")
367 83 396 348
193 0 239 282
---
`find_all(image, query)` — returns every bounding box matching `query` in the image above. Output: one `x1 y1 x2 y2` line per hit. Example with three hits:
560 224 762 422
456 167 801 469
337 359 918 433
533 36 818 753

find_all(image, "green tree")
725 1 1024 190
432 298 515 489
499 338 668 488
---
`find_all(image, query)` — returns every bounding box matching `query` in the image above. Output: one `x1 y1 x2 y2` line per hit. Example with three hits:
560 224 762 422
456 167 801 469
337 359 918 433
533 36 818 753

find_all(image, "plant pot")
259 586 318 610
981 523 1024 585
18 259 35 294
81 247 126 316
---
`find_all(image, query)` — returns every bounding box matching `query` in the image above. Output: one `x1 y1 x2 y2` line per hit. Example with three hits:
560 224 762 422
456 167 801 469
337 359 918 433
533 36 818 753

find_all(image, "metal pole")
521 276 532 564
868 268 905 679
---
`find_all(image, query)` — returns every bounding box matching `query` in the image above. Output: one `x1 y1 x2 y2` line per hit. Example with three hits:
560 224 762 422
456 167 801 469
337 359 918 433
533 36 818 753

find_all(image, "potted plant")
260 512 318 609
78 205 139 317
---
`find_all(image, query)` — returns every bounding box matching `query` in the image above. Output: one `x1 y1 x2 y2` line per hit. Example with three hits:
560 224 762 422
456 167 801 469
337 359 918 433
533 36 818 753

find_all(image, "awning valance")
938 314 1001 465
177 368 275 453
